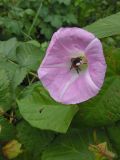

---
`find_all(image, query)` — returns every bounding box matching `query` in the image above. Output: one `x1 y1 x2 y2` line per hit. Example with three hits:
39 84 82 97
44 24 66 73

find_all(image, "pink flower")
38 27 106 104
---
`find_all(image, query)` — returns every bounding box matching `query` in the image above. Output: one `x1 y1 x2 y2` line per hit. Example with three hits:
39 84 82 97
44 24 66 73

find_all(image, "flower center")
70 56 87 73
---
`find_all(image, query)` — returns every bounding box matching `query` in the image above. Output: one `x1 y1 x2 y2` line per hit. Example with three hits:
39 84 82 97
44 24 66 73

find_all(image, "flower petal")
38 28 106 104
60 70 99 104
38 68 100 104
38 66 73 102
47 27 95 58
85 38 107 88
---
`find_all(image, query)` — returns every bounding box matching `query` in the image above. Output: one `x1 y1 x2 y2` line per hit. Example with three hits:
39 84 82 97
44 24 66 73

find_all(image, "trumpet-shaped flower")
38 27 106 104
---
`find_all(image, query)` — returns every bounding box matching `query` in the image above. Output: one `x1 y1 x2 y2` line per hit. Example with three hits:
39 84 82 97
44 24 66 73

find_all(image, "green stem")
29 71 38 78
8 59 18 65
21 31 33 40
28 0 43 36
93 129 98 144
30 76 37 84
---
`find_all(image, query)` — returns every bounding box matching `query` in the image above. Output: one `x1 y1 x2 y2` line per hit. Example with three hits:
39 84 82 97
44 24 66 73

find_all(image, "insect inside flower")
38 27 106 104
70 56 87 74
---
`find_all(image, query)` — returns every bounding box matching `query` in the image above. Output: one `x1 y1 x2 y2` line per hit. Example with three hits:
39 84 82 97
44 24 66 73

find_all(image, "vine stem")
93 129 98 144
29 72 38 85
29 71 38 78
21 31 33 40
28 0 43 36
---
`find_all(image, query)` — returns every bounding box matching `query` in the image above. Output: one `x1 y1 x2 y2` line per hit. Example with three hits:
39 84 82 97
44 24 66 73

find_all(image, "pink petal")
59 70 99 104
46 27 95 58
38 28 106 104
85 38 107 88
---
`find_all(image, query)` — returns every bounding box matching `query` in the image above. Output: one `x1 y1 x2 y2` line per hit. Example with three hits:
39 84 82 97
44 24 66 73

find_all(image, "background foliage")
0 0 120 160
1 0 120 40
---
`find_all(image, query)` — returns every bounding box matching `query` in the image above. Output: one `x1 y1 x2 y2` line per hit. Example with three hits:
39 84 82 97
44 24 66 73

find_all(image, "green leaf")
0 55 27 90
0 17 22 35
56 0 71 5
16 121 54 160
0 38 44 89
107 122 120 157
10 67 27 89
0 117 15 141
63 14 78 24
0 69 12 111
0 155 5 160
0 38 17 60
17 83 78 133
13 153 36 160
104 47 120 74
24 9 35 16
74 76 120 127
84 12 120 38
0 38 27 89
26 40 40 47
42 128 112 160
41 23 54 39
16 41 42 71
45 15 63 28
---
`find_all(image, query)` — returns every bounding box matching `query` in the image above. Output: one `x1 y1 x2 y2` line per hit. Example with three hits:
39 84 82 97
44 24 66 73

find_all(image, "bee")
70 57 82 74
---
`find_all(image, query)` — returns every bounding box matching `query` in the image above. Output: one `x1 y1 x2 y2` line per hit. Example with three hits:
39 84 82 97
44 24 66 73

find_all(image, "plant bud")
2 140 22 159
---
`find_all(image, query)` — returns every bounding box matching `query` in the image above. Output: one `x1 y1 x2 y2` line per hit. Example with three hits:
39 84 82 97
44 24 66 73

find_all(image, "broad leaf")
104 47 120 74
0 37 17 60
45 15 62 28
107 122 120 157
0 56 27 89
84 12 120 38
16 121 54 160
42 128 112 160
0 69 12 111
0 117 15 141
17 83 78 133
16 41 42 71
0 38 45 89
0 38 27 89
56 0 71 5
